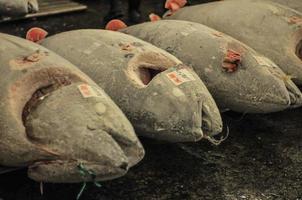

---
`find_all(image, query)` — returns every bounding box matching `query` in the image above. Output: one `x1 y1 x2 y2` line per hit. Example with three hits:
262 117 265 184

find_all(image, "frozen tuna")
0 0 39 16
165 0 302 85
36 29 223 142
0 33 144 183
119 20 302 113
269 0 302 13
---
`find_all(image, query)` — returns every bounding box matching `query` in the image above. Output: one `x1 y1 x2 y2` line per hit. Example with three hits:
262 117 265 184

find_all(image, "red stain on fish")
222 49 241 73
26 27 48 43
9 50 48 70
288 16 302 25
165 0 187 12
119 43 134 51
105 19 128 31
149 13 161 22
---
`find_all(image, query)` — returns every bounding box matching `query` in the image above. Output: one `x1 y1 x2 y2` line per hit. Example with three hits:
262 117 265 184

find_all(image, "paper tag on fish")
78 84 105 98
253 56 268 66
166 68 196 86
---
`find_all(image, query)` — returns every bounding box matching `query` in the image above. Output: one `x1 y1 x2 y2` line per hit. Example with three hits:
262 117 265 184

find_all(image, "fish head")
125 52 222 142
218 41 302 112
24 82 144 183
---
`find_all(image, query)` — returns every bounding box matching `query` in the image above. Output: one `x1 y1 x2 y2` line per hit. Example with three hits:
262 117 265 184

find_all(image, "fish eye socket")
138 66 167 85
126 52 176 87
22 84 54 124
296 39 302 61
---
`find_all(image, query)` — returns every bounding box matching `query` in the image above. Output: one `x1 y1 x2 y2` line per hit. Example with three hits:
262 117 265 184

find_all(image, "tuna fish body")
0 0 38 16
165 0 302 85
121 20 302 113
0 33 144 183
40 29 223 142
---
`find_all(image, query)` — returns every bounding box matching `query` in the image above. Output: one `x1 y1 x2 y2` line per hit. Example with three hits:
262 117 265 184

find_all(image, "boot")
128 0 141 23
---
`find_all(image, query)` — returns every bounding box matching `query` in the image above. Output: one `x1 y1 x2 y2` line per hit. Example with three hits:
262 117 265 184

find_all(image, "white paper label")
78 84 104 98
166 68 196 86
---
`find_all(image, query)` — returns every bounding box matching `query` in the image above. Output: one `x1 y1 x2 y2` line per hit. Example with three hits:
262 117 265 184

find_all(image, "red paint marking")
222 49 241 73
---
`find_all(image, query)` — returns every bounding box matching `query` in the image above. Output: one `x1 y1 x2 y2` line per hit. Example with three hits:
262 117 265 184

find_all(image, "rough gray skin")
121 20 302 113
268 0 302 13
165 0 302 85
40 29 222 142
0 33 144 183
0 0 38 16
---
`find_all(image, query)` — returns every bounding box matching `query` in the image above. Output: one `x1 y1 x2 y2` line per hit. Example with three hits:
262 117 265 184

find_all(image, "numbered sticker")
78 84 105 98
166 68 196 86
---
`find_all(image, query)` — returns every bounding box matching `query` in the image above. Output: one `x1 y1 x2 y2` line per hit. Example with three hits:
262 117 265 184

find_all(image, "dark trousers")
105 0 142 23
109 0 141 12
128 0 141 11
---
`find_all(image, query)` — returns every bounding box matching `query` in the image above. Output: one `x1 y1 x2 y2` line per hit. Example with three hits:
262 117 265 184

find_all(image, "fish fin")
26 27 48 43
149 13 161 22
105 19 128 31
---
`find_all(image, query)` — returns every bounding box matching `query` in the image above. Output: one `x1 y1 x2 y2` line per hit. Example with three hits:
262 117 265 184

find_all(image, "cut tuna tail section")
149 13 161 22
105 19 128 31
26 27 48 43
165 0 187 12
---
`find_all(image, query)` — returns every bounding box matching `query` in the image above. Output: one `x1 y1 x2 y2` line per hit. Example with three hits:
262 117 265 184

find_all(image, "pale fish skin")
0 33 144 183
41 29 223 142
121 20 302 113
165 0 302 85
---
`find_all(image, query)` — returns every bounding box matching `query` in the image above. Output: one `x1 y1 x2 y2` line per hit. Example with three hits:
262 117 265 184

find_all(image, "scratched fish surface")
0 0 301 199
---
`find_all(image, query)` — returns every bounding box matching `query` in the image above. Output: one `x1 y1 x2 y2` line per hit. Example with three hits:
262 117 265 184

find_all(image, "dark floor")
0 0 302 200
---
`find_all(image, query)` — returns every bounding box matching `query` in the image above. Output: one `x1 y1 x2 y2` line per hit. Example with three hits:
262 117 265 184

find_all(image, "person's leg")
128 0 141 23
104 0 124 23
156 0 166 15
